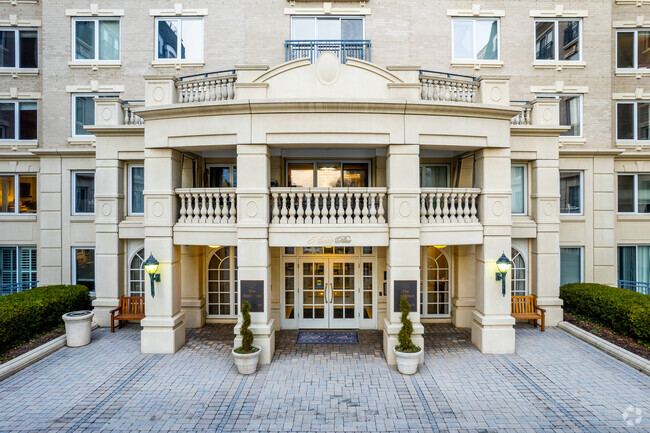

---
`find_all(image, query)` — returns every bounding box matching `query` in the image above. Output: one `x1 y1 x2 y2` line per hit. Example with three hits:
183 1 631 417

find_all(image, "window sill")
151 60 205 69
68 61 122 70
560 214 585 220
559 137 586 146
451 60 504 70
533 61 586 70
615 69 650 78
70 214 95 222
0 68 39 77
617 214 650 221
0 214 37 221
68 136 96 145
0 140 38 150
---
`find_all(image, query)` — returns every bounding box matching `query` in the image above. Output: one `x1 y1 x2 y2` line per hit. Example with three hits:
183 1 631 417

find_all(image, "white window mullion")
634 30 639 69
554 22 559 60
14 30 20 68
635 173 639 213
94 20 99 60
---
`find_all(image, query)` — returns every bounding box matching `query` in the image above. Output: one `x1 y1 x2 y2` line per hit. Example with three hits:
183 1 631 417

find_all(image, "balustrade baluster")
462 192 471 223
199 193 207 223
434 193 442 223
433 80 440 100
377 193 386 223
427 193 435 224
449 193 458 223
207 193 215 223
178 84 184 103
288 193 296 224
179 193 187 223
353 194 361 223
296 193 305 224
228 192 236 223
322 191 331 224
280 193 288 224
228 78 235 99
369 193 377 223
219 194 230 223
345 194 353 223
304 192 313 224
471 193 478 222
337 193 345 224
420 194 428 223
191 193 200 223
441 193 450 223
271 193 280 224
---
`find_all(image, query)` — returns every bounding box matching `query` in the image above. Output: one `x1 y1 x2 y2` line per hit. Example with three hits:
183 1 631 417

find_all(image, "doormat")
297 330 358 344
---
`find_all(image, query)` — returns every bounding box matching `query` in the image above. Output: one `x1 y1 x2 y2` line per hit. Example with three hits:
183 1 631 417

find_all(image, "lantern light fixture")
143 253 160 297
495 252 512 297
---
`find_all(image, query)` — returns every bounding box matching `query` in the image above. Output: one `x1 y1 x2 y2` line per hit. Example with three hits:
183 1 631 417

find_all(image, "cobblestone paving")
0 324 648 432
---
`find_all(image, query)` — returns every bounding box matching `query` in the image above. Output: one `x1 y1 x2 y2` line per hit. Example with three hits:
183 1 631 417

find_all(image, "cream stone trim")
0 68 38 77
530 6 588 18
615 69 650 78
151 60 205 69
0 140 38 152
68 136 96 145
0 15 41 26
447 5 505 17
65 81 124 93
284 1 371 15
530 81 588 94
65 4 124 17
149 4 208 16
68 60 122 70
533 61 586 70
0 0 39 4
451 60 504 70
0 87 41 99
616 0 650 4
612 88 650 99
613 17 650 28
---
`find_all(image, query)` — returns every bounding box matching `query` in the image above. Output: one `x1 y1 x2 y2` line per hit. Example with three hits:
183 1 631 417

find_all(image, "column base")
141 312 186 354
471 311 515 354
383 318 424 365
234 319 276 365
181 298 206 329
537 296 564 326
92 297 119 327
451 298 475 328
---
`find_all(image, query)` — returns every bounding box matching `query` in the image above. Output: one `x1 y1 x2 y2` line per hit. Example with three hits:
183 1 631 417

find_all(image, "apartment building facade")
1 0 648 364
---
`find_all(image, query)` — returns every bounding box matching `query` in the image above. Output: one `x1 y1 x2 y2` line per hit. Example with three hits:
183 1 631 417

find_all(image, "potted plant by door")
232 301 261 374
393 296 423 374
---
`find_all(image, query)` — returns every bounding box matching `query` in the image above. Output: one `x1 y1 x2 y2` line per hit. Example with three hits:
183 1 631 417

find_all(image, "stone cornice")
510 125 569 137
84 125 145 137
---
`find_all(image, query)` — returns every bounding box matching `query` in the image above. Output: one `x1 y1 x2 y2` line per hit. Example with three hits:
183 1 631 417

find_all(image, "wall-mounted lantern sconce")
433 245 447 249
143 253 160 297
495 252 512 297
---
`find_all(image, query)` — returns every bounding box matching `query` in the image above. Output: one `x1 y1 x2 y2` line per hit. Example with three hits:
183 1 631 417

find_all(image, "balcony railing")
510 100 532 125
270 188 386 224
122 100 144 125
285 40 371 64
419 70 478 103
1 281 38 296
176 188 237 224
176 70 237 103
618 280 650 295
420 188 480 224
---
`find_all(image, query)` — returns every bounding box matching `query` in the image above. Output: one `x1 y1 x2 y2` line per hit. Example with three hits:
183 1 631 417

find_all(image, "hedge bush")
0 285 91 354
560 283 650 345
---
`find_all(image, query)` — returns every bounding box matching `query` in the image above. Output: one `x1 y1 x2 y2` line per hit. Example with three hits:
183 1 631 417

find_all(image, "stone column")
181 245 205 328
235 144 274 364
384 144 423 365
38 155 63 286
141 148 185 354
593 157 617 286
451 245 476 328
472 147 515 354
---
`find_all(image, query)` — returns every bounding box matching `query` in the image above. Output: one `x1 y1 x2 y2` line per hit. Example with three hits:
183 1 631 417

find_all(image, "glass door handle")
327 283 333 303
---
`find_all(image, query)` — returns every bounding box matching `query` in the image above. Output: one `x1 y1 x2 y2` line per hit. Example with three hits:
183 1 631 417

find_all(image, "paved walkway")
0 324 648 433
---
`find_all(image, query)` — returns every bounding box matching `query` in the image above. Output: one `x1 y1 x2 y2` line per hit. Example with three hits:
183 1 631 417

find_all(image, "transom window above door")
287 162 369 188
291 16 364 40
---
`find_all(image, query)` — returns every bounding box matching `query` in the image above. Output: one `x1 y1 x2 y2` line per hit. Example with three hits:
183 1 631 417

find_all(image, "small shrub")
396 296 421 353
560 283 650 345
0 285 91 353
235 301 258 354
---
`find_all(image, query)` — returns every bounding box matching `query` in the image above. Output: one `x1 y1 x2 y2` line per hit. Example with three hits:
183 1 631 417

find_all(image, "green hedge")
0 285 92 354
560 283 650 345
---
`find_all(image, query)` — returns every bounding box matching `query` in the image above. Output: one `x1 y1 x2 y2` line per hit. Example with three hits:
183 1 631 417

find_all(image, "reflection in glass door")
330 261 356 328
301 261 328 328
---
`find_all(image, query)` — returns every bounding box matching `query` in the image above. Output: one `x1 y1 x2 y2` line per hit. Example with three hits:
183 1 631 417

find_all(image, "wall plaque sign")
393 280 417 312
307 235 352 246
241 280 264 313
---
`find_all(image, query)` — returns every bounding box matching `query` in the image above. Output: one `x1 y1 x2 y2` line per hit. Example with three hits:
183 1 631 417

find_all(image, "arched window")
511 247 527 296
129 248 145 297
421 246 450 317
207 246 238 317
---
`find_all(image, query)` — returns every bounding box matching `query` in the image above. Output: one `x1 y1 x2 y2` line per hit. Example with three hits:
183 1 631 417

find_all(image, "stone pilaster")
38 155 62 286
181 245 206 328
451 245 476 328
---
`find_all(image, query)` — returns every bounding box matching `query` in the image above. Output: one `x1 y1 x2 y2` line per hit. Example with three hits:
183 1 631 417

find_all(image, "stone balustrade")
270 188 387 225
510 101 532 125
122 101 144 125
419 72 478 103
176 71 237 103
176 188 237 224
420 188 480 224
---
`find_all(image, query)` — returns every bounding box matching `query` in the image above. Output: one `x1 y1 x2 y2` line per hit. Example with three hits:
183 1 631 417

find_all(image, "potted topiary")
232 301 261 374
393 296 423 374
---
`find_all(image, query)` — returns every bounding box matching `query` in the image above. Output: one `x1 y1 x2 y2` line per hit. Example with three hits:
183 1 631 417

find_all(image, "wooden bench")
511 295 546 332
110 296 145 332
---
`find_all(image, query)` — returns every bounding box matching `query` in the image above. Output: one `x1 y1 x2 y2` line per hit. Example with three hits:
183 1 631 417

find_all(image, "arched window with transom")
207 246 238 317
511 247 527 296
421 246 450 317
129 248 145 297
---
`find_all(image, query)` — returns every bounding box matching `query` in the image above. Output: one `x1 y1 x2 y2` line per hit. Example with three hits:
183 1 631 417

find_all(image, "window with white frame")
0 174 36 214
72 171 95 214
452 18 499 61
129 165 144 215
420 246 450 317
0 28 38 68
0 101 37 140
291 16 364 40
73 18 120 61
72 247 95 293
616 29 650 69
155 18 204 61
207 246 238 317
617 173 650 213
537 94 582 137
535 19 581 61
617 101 650 141
511 247 527 296
420 164 450 187
0 246 36 288
287 161 370 187
560 171 582 214
618 245 650 286
72 93 119 136
207 164 237 187
129 247 145 297
560 247 582 286
511 164 526 215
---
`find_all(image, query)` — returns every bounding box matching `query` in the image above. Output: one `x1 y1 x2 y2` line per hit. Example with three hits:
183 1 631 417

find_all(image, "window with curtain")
73 172 95 214
73 19 120 61
156 18 204 61
511 165 526 214
129 165 144 215
452 18 499 61
511 247 527 296
616 30 650 69
560 171 582 214
73 248 95 293
560 247 582 286
617 173 650 213
618 245 650 284
291 17 364 40
535 19 581 61
0 101 37 140
0 174 36 214
420 165 449 187
0 246 36 287
129 248 145 297
0 28 38 68
617 101 650 141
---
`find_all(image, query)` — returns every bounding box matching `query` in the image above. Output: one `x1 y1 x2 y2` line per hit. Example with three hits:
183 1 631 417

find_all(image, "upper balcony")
285 40 371 64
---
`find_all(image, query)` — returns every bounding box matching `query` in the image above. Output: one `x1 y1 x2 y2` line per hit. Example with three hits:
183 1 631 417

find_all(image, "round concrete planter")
393 346 423 375
62 310 94 347
232 345 261 375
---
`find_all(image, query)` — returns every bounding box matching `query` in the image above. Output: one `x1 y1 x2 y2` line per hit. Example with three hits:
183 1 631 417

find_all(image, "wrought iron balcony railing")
285 40 371 64
618 280 650 295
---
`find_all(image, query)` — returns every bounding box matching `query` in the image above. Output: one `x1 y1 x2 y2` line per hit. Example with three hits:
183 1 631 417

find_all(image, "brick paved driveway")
0 324 648 432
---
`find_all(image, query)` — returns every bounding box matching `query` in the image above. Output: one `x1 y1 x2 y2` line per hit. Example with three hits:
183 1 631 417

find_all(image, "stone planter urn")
232 345 261 375
62 310 94 347
393 346 423 375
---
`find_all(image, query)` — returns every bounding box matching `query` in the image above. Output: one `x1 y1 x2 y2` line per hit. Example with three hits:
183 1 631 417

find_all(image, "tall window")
560 247 582 286
0 246 36 288
538 94 582 137
511 165 526 215
420 165 449 187
291 16 364 40
129 165 144 215
618 173 650 213
0 174 36 214
0 101 37 140
207 246 238 317
535 19 581 61
129 248 145 297
560 171 582 214
420 247 450 317
287 161 370 187
617 101 650 141
0 28 37 68
618 245 650 285
452 18 499 61
73 18 120 61
73 248 95 293
207 165 237 187
616 30 650 69
511 247 527 296
72 172 95 214
72 94 119 136
156 18 204 61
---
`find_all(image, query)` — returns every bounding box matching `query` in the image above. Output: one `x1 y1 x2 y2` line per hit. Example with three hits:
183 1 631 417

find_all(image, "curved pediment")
251 53 405 99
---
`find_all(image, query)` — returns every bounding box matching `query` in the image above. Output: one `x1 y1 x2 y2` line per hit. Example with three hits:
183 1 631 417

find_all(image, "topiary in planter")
395 296 421 353
235 301 259 354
